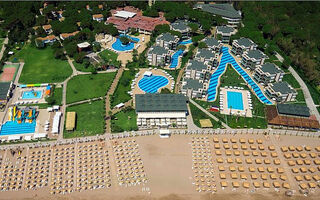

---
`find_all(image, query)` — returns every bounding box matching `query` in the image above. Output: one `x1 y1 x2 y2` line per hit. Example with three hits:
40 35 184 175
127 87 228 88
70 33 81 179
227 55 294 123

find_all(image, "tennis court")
0 64 19 82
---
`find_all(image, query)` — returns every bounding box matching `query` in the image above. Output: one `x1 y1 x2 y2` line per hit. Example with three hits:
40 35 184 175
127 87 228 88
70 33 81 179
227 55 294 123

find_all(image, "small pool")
169 49 184 68
0 121 36 136
178 39 192 45
227 91 244 110
112 34 140 52
138 75 169 93
22 90 43 99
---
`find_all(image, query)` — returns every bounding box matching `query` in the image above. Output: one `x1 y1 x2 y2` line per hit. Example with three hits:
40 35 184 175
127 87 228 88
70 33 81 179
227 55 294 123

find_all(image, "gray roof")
196 49 214 60
271 82 296 94
149 45 169 55
236 38 255 48
157 33 177 42
171 20 189 32
0 82 11 100
135 94 188 112
246 50 266 60
182 78 203 90
277 104 310 117
260 63 283 75
187 60 208 71
203 37 220 47
216 26 235 34
195 3 241 19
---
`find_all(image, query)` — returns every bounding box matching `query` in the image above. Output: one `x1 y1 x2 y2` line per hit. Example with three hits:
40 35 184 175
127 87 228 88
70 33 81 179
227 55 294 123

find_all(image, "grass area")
99 49 121 67
52 87 63 105
14 44 72 83
192 63 268 128
67 73 116 104
295 89 305 103
111 108 138 133
111 69 136 108
64 100 105 138
282 74 301 89
72 61 94 72
306 82 320 105
189 103 222 129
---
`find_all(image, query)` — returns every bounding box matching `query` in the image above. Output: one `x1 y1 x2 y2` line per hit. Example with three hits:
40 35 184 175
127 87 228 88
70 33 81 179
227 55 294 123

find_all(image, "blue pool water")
227 91 244 110
207 46 272 104
138 75 169 93
0 121 36 136
112 34 140 52
178 39 192 45
169 49 184 68
22 90 43 99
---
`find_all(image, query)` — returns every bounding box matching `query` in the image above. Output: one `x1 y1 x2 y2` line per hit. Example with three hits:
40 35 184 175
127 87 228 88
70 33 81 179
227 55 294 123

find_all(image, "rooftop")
182 78 203 90
37 35 56 41
157 33 177 42
42 24 52 30
65 112 76 131
236 38 256 48
149 45 170 55
277 104 310 117
196 49 214 60
135 94 188 112
203 37 220 47
271 82 296 94
188 60 208 71
259 63 283 75
216 26 235 34
246 49 266 60
171 20 189 32
0 82 11 100
195 3 241 19
93 14 104 19
114 10 136 19
77 42 91 48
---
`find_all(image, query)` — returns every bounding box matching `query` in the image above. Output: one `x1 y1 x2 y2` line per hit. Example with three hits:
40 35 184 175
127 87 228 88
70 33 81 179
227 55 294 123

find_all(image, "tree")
188 23 199 34
64 42 77 57
119 36 130 45
160 88 171 94
45 95 56 105
198 42 207 49
54 49 65 60
143 7 159 17
74 52 86 63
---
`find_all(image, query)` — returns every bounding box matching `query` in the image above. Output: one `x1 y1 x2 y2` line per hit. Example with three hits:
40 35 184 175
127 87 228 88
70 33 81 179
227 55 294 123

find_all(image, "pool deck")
220 88 253 118
103 34 150 66
132 68 174 105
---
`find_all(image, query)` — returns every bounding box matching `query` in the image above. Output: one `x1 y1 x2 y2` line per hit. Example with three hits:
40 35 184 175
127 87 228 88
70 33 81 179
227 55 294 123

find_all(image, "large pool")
0 121 36 136
138 75 169 93
227 91 244 110
169 49 184 68
22 90 43 99
112 34 140 52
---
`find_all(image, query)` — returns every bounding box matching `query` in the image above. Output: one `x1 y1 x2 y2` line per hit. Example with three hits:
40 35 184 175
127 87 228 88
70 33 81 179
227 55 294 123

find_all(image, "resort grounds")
0 133 319 200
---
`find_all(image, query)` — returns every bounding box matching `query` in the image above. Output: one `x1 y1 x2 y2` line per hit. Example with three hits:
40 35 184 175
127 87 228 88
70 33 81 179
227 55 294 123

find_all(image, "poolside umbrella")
261 174 267 180
273 181 281 188
253 182 260 188
280 175 287 181
263 182 270 188
243 151 250 156
251 173 258 180
281 146 288 152
295 175 303 181
234 151 240 156
240 174 247 180
232 144 238 149
284 153 291 159
292 153 299 158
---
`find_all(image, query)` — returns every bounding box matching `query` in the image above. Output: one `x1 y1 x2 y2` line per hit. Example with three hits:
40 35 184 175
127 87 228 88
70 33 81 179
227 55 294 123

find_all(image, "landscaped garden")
110 69 136 108
282 74 301 89
111 107 138 133
66 72 116 104
72 61 95 72
15 45 73 83
99 49 121 67
64 100 105 138
189 103 222 129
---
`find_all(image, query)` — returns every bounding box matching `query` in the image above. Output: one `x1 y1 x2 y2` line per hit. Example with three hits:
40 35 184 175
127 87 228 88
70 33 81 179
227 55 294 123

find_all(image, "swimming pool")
207 46 272 104
22 90 43 99
169 49 184 68
178 39 192 45
0 121 36 136
138 75 169 93
227 91 244 110
112 34 140 52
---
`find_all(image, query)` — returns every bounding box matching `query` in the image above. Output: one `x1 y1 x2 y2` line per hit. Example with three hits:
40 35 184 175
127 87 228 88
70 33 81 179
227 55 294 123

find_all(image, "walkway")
289 66 320 122
189 98 230 129
0 37 8 61
207 46 272 104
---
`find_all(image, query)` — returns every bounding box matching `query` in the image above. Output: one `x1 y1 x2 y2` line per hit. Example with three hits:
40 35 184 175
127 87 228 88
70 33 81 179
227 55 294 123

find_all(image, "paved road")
289 66 320 122
189 98 231 129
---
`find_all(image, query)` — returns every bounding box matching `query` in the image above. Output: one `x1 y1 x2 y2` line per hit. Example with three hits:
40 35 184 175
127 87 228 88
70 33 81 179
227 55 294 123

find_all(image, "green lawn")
64 100 105 138
111 69 136 108
52 87 63 105
72 61 95 72
295 89 305 103
282 74 301 89
14 45 73 83
189 103 222 129
306 82 320 105
220 64 248 87
67 73 116 104
111 108 138 133
99 49 121 67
